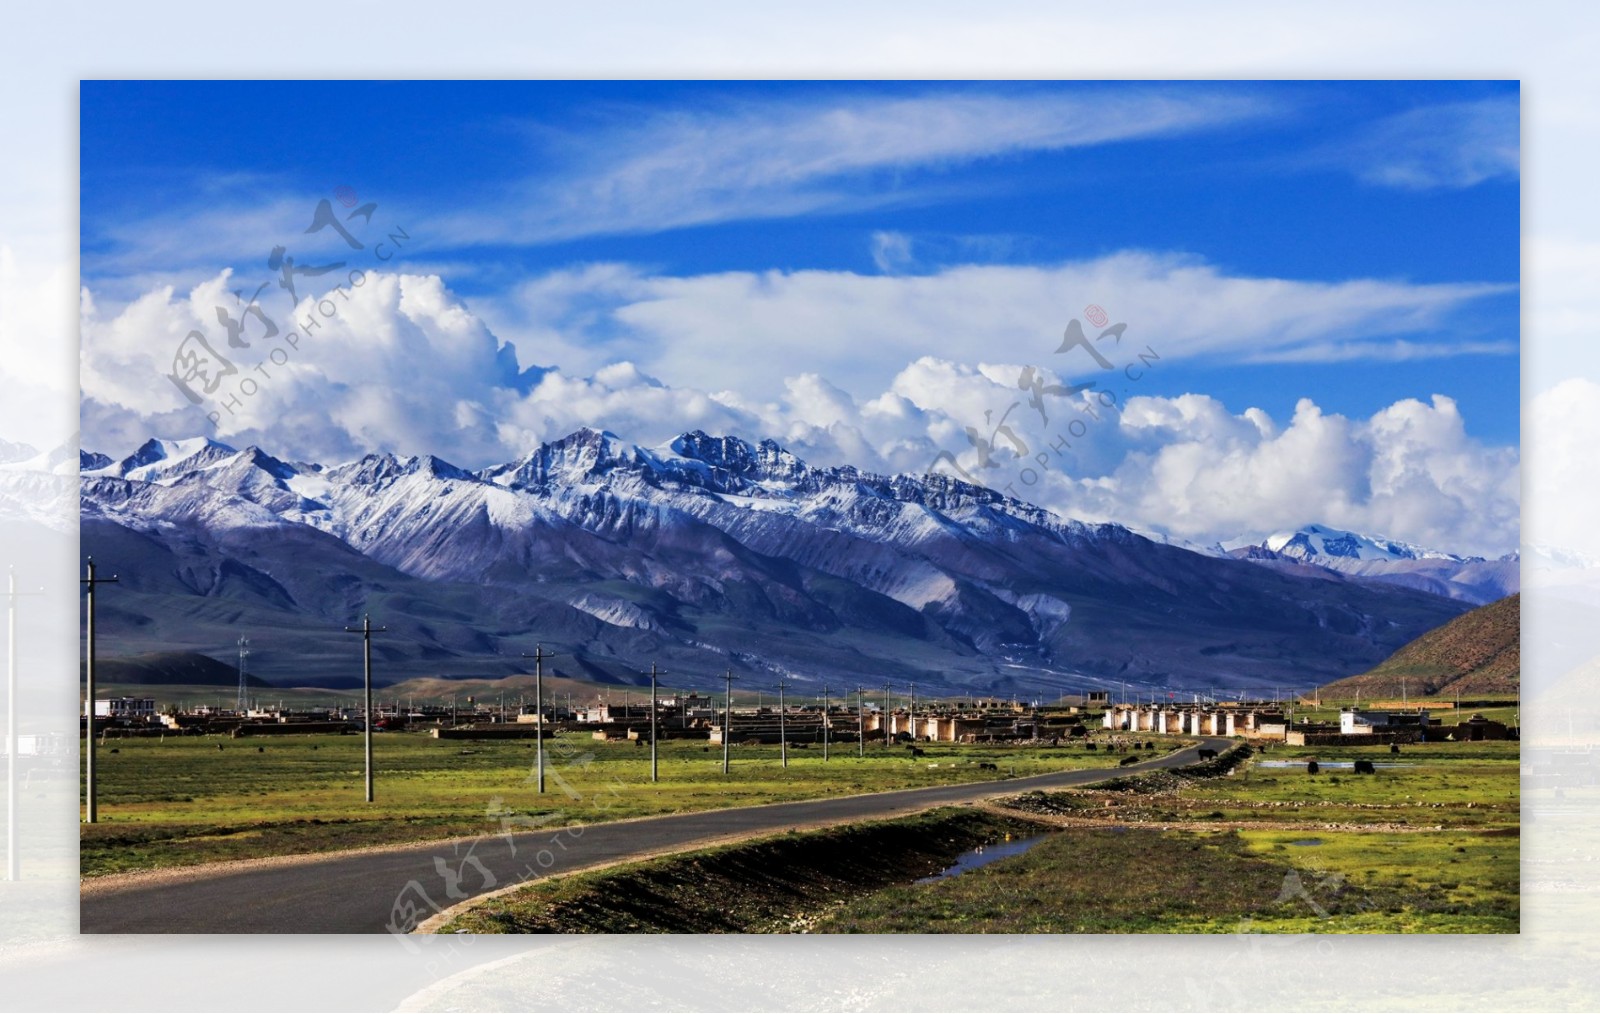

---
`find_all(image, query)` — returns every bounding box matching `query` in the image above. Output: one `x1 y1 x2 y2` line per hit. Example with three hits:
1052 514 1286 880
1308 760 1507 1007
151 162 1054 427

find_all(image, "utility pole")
854 687 867 758
722 669 738 775
236 636 250 713
649 663 662 783
821 684 830 761
5 566 40 870
343 614 387 803
522 645 554 794
776 680 791 768
908 681 917 745
882 682 892 748
80 558 117 824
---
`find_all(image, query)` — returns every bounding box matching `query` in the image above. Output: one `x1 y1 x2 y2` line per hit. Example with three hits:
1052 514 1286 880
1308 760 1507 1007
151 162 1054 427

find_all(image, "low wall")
432 726 553 740
1285 730 1424 747
232 722 355 736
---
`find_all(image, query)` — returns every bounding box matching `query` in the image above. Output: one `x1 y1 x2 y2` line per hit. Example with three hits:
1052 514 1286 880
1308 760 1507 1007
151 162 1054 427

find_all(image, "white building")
88 697 156 719
1340 708 1430 735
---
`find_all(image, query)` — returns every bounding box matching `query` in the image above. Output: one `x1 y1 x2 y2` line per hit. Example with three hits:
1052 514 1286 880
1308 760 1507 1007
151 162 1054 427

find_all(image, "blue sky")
78 80 1521 554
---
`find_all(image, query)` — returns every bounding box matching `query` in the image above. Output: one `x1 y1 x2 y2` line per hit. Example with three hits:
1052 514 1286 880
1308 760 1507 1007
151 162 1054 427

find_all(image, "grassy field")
815 822 1516 934
448 736 1518 934
79 730 1160 877
440 807 1046 933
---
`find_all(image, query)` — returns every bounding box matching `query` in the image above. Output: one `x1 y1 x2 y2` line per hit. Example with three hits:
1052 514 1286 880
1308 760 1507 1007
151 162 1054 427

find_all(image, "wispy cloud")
403 88 1278 249
1321 97 1520 190
81 87 1280 291
870 230 914 273
476 251 1515 400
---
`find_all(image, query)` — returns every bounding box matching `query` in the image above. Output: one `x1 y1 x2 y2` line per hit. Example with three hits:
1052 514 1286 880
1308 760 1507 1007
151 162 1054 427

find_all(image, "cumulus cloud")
81 268 1518 557
81 271 515 465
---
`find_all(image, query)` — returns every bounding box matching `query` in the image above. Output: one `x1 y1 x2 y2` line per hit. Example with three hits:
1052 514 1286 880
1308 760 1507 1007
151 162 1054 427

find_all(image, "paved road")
81 737 1231 933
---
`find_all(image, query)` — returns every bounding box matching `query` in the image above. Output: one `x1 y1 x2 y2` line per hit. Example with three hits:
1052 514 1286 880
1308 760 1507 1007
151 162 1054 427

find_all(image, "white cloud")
0 243 76 451
427 87 1277 247
483 251 1513 402
81 268 1518 557
81 271 515 465
870 231 914 274
1528 378 1600 559
1326 98 1520 190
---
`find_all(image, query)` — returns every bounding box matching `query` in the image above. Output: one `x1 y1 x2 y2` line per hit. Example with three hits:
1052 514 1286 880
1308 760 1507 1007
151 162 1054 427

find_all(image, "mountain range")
78 430 1498 696
1222 523 1518 606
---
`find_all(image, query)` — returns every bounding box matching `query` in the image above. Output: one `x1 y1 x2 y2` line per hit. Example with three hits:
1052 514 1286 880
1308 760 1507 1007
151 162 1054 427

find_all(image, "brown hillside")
1318 593 1519 698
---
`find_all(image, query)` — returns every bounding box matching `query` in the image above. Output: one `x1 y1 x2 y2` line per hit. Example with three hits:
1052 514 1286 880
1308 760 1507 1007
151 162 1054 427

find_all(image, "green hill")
1318 593 1519 698
84 650 273 688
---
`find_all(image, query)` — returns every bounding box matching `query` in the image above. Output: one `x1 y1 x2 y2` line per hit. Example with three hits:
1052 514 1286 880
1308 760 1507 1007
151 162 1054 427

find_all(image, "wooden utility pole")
882 682 893 748
908 681 917 745
821 684 830 761
649 663 663 783
722 669 739 775
776 680 791 768
522 645 555 794
854 687 867 758
80 559 118 824
343 614 387 802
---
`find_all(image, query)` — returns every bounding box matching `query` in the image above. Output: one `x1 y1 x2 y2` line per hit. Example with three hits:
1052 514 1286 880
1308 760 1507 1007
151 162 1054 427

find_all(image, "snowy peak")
80 450 113 471
97 436 240 483
666 430 807 484
480 427 650 490
328 452 474 487
0 437 39 465
1260 523 1469 563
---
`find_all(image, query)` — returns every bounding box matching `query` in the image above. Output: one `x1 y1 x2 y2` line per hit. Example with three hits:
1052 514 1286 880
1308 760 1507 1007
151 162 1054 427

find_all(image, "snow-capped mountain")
79 430 1473 694
1225 523 1518 605
1261 523 1460 562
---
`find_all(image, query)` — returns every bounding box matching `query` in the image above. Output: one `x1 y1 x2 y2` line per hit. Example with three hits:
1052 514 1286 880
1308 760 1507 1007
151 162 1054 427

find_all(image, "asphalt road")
80 737 1232 934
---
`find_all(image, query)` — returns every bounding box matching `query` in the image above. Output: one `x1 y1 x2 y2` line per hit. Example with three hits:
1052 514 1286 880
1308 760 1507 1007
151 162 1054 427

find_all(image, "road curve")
81 737 1233 933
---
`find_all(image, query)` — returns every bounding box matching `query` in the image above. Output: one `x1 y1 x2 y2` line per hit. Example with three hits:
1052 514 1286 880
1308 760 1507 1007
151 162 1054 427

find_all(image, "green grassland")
814 823 1516 934
450 736 1518 934
79 730 1159 877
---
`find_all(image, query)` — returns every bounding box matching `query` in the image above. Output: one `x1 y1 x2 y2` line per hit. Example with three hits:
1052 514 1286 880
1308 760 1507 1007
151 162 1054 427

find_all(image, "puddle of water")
916 834 1052 883
1290 838 1323 846
1256 760 1414 769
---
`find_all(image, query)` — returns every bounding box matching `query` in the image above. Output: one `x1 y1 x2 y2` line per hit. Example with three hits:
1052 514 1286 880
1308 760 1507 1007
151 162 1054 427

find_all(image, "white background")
1 2 1594 1010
